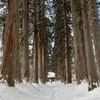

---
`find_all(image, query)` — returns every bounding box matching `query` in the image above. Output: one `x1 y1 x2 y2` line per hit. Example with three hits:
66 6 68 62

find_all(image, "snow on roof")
47 72 55 78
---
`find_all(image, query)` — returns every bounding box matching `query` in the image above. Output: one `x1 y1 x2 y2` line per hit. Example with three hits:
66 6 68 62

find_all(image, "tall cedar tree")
89 0 100 80
70 0 86 84
62 0 72 83
33 0 38 83
38 0 43 82
1 0 21 86
81 0 99 91
22 0 30 81
41 0 47 84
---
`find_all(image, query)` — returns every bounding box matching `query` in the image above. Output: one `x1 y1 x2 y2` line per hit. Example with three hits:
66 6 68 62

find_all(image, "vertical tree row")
70 0 99 90
33 0 48 83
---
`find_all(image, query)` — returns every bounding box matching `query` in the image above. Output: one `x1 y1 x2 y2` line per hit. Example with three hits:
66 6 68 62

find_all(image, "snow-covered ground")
0 80 100 100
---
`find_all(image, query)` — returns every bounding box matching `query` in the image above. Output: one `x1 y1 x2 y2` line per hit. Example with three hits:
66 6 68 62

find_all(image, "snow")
47 72 55 78
0 80 100 100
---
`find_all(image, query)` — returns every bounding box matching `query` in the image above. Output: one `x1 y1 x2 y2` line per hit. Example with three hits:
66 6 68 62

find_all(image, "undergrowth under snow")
0 80 100 100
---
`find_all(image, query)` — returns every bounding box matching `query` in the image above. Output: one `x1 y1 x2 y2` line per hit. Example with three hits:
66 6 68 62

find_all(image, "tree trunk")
42 40 46 84
89 0 100 80
55 56 60 81
81 0 99 91
22 0 30 81
63 0 72 83
70 0 86 84
13 0 22 83
33 0 38 83
38 35 42 81
38 0 43 82
1 0 21 86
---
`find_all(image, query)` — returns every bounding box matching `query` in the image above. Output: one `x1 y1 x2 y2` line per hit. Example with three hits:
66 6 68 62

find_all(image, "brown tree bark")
38 29 42 81
38 0 43 82
55 54 60 81
41 0 47 84
63 0 72 83
89 0 100 80
81 0 99 91
70 0 86 84
14 0 22 83
22 0 30 81
41 40 46 84
33 0 38 83
1 0 21 86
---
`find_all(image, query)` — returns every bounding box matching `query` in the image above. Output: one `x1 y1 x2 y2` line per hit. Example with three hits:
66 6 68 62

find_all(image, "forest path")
42 82 75 100
48 87 65 100
44 82 87 100
31 82 67 100
0 81 100 100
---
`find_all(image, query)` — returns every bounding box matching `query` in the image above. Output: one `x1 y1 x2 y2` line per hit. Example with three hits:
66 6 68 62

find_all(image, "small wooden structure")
47 72 55 83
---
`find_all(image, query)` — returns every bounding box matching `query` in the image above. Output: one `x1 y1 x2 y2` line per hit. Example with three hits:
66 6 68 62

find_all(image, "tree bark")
22 0 30 81
81 0 99 91
89 0 100 80
33 0 38 83
63 0 72 83
70 0 86 84
1 0 21 86
41 40 46 84
14 0 22 83
38 0 43 82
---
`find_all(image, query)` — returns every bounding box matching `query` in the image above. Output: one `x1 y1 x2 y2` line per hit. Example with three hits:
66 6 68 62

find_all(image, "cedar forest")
0 0 100 91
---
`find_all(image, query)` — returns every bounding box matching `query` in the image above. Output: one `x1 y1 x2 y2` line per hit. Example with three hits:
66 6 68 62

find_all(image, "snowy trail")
0 81 100 100
49 87 64 100
32 82 65 100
